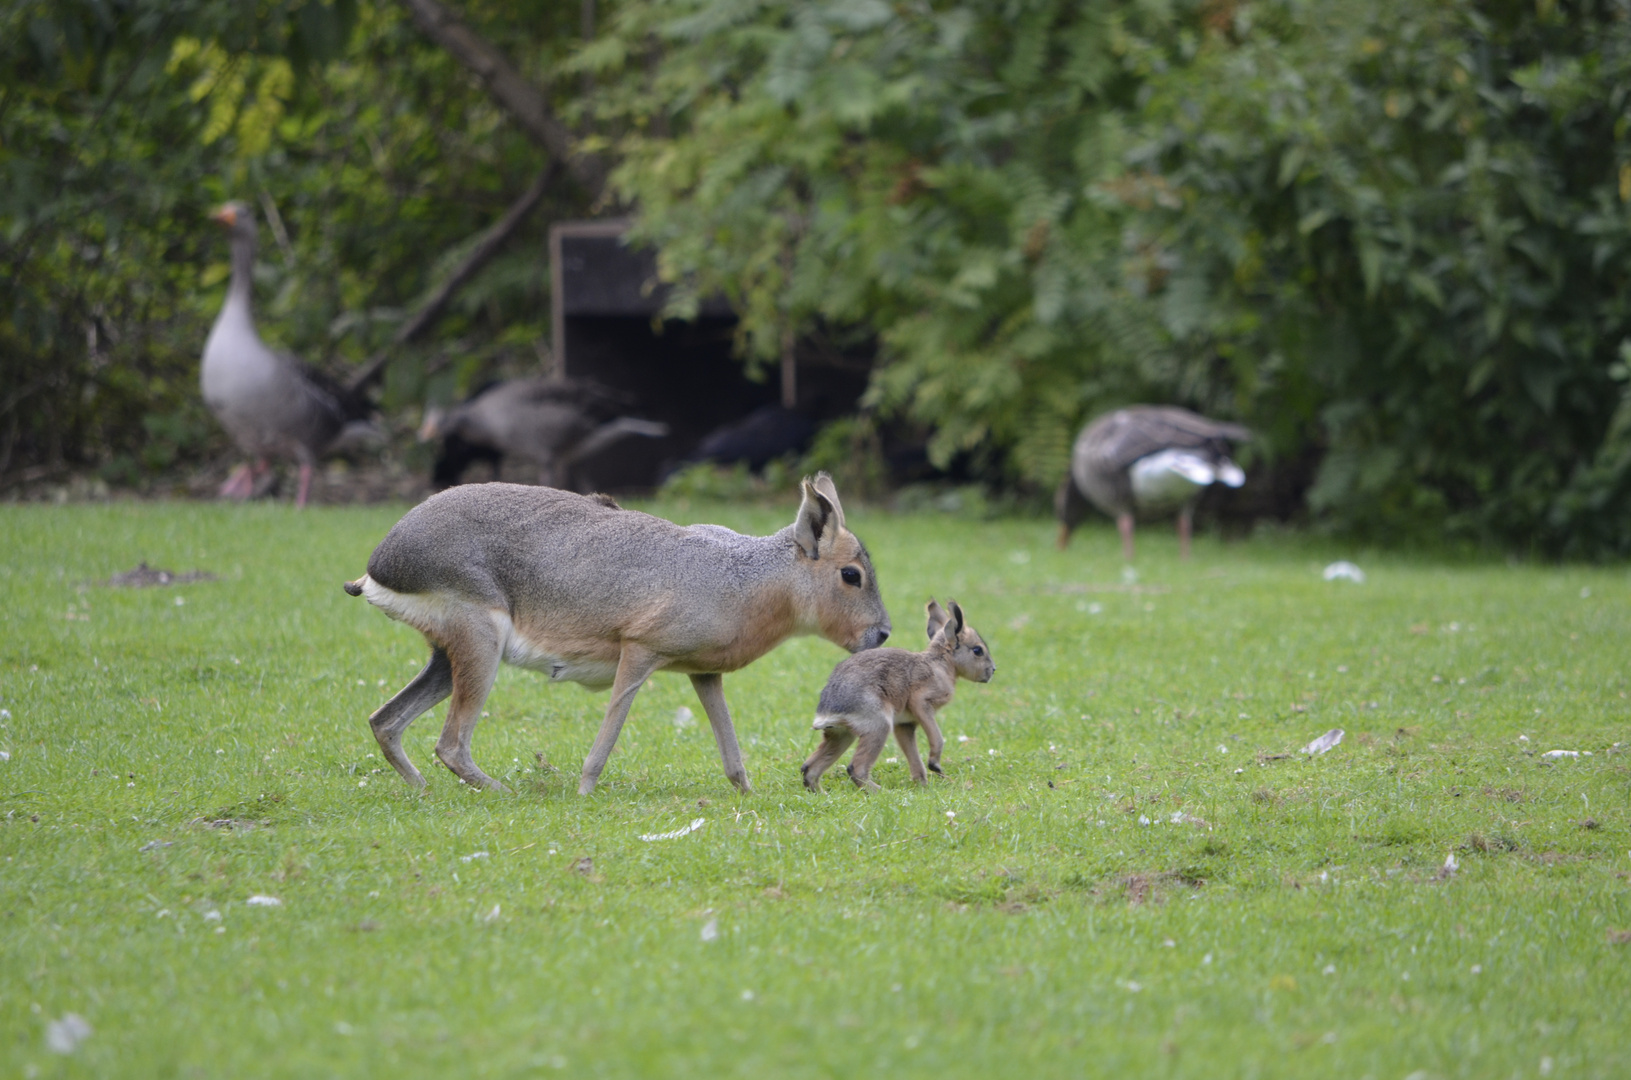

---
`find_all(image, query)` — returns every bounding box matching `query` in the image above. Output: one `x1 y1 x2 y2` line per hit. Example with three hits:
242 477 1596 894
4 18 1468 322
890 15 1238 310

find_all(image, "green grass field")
2 498 1628 1078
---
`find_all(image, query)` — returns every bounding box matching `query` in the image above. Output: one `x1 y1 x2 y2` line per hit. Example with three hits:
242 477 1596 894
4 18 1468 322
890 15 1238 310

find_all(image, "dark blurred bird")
685 405 817 472
428 429 505 490
202 201 376 508
420 377 667 490
1056 406 1249 560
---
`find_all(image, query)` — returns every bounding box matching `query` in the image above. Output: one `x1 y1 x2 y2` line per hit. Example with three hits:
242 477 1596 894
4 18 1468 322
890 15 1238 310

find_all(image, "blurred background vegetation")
4 0 1631 555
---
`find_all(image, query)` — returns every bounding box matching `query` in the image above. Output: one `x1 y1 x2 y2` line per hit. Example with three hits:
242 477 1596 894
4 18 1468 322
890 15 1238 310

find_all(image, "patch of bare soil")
189 817 266 831
103 562 217 587
1108 869 1206 907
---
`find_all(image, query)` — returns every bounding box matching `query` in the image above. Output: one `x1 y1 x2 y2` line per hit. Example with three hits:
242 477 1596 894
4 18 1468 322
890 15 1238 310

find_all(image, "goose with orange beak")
202 201 374 507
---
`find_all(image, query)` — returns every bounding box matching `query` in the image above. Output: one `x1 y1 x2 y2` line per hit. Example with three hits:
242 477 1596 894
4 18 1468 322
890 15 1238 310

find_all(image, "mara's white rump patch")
360 575 619 690
359 576 462 636
813 704 896 733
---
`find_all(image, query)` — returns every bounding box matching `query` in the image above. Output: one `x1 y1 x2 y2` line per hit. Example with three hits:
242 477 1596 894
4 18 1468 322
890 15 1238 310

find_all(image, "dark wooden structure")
548 221 869 489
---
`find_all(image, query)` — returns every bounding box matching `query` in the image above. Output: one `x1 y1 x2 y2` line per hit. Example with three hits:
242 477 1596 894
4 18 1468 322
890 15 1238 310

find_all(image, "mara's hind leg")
802 723 856 791
893 723 929 784
369 646 453 788
844 723 892 792
433 618 505 791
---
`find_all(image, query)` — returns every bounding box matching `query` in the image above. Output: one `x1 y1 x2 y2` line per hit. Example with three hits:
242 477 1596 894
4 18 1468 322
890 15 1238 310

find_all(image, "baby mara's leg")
913 703 947 776
893 722 928 783
843 710 892 792
803 719 856 791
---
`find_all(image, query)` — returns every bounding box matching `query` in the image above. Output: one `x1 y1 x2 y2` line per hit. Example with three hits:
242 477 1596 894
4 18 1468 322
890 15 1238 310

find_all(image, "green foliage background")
5 0 1631 554
592 0 1631 554
0 0 587 486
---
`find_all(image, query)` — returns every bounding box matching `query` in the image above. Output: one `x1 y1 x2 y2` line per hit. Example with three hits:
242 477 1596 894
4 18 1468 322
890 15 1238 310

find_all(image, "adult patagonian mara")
1055 406 1250 560
201 201 374 508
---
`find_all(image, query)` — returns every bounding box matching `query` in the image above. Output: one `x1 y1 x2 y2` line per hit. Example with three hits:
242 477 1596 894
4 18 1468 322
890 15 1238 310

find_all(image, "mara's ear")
925 598 949 640
947 600 966 639
793 475 837 559
810 472 846 535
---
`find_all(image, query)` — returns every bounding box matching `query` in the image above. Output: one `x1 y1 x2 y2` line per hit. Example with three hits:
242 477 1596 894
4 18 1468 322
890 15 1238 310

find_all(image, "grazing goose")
202 201 373 508
419 377 668 490
1055 405 1249 560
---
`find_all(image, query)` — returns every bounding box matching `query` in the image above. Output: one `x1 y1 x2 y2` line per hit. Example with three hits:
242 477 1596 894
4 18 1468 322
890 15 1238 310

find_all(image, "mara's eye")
841 566 862 587
971 646 984 656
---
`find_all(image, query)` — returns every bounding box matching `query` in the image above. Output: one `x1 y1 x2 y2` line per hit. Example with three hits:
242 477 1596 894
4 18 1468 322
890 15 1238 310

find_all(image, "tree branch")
347 162 558 394
398 0 607 196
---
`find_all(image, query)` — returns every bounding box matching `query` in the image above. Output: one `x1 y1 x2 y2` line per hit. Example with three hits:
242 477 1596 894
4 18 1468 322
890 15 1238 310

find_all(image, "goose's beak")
210 205 238 227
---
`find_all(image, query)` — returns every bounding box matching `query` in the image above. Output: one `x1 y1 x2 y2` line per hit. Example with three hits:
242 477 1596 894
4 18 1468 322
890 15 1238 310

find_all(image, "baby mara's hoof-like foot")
927 761 944 775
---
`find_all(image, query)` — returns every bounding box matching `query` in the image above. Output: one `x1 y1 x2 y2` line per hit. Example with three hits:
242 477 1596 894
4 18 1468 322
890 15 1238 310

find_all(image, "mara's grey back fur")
348 474 890 795
801 599 994 791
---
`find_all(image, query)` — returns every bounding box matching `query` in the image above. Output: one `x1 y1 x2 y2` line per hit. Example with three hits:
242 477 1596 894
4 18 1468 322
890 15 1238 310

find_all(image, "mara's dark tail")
343 579 364 597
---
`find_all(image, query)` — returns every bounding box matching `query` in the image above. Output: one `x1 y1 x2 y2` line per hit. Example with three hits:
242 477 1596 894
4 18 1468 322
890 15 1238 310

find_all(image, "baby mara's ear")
925 598 949 641
947 600 965 639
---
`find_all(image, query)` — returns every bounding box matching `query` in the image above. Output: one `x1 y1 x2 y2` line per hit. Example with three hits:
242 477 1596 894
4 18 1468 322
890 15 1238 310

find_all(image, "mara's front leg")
690 673 752 794
578 643 664 795
913 703 947 776
892 722 929 784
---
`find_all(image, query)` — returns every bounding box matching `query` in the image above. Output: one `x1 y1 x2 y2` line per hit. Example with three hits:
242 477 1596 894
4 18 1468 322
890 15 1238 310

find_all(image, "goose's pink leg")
1118 512 1136 562
295 462 314 509
219 464 254 499
1177 506 1193 561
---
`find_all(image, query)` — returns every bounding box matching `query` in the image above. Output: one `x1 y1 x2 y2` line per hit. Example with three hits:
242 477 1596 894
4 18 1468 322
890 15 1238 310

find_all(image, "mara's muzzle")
855 623 891 652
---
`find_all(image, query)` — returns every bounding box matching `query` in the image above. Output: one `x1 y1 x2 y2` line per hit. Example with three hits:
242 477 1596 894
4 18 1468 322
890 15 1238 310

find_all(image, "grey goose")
1056 405 1249 560
202 201 373 507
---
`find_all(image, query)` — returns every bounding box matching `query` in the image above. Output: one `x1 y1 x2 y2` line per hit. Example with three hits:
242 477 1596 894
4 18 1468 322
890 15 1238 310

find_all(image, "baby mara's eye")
841 566 862 586
971 646 984 656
